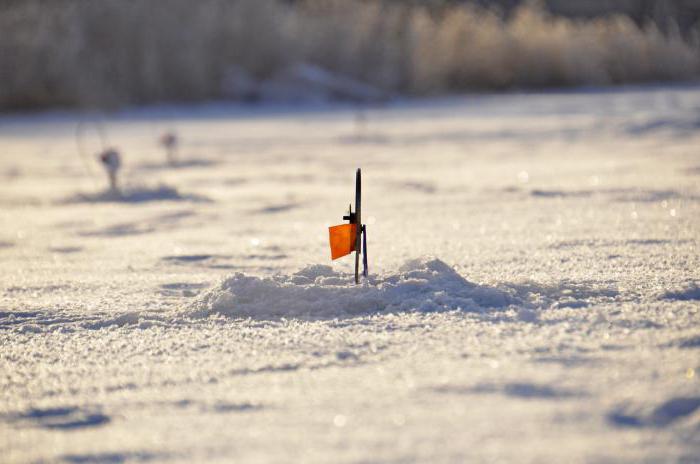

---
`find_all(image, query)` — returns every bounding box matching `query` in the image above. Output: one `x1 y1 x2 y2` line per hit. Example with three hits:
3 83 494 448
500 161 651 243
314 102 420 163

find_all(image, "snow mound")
188 257 513 319
64 184 210 204
138 159 217 170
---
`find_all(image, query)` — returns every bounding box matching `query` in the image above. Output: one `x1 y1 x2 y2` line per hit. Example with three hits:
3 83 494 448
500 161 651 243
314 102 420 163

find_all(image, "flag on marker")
328 168 368 284
329 224 356 260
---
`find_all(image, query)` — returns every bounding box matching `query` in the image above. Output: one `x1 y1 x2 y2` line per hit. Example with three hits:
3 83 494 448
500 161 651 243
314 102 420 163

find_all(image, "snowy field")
1 86 699 463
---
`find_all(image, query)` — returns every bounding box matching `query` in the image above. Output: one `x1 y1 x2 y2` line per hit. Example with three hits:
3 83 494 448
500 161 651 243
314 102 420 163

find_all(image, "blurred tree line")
370 0 700 33
0 0 698 111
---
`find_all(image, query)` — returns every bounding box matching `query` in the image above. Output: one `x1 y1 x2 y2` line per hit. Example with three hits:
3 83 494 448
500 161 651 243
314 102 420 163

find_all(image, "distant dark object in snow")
243 253 287 261
660 284 700 301
530 189 593 198
139 158 217 171
211 402 262 413
624 115 700 135
161 254 223 263
665 334 700 349
64 184 210 204
685 165 700 175
549 238 687 250
393 181 437 194
250 202 301 214
2 166 21 180
159 131 179 166
78 222 155 237
221 63 389 103
160 255 238 271
434 382 582 399
98 148 121 192
8 406 110 430
49 246 83 254
608 397 700 428
59 451 161 463
533 355 601 367
530 187 693 203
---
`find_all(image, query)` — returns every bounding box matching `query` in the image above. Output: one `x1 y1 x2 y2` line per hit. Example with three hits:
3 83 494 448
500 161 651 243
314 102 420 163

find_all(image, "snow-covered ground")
1 86 699 463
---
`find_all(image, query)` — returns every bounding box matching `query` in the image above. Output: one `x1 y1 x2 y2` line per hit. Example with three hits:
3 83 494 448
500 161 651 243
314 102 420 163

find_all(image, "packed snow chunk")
188 257 513 319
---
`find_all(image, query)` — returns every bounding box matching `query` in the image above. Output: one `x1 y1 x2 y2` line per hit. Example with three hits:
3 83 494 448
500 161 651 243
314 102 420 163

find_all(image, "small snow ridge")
624 115 700 136
608 397 700 428
188 257 513 319
8 406 110 430
64 184 209 204
433 382 582 399
660 284 700 301
60 451 160 463
250 202 301 215
139 158 217 170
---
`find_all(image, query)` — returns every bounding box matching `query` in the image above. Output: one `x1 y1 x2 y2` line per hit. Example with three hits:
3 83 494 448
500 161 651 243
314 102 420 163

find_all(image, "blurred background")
1 0 699 111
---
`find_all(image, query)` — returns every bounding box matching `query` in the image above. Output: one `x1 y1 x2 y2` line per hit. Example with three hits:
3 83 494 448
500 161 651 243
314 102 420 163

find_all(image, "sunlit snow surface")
1 87 699 463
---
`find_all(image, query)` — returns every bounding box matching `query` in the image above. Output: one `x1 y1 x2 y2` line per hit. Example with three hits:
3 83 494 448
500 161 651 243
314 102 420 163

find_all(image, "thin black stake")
354 168 362 284
362 224 368 278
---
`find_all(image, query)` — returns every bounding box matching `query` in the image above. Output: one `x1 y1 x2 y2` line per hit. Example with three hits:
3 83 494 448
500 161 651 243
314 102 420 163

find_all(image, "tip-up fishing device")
328 168 368 284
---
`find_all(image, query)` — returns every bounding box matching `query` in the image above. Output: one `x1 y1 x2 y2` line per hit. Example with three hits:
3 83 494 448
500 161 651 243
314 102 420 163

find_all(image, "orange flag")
328 224 356 260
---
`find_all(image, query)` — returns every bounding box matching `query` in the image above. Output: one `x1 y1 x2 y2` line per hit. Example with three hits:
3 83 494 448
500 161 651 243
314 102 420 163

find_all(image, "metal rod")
362 225 368 278
354 168 361 284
